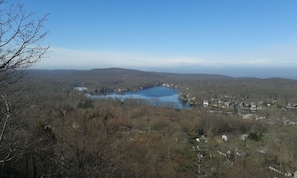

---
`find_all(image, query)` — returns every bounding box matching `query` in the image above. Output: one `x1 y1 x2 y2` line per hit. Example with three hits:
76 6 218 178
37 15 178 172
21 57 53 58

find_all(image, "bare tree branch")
0 94 10 142
0 0 49 169
0 1 49 89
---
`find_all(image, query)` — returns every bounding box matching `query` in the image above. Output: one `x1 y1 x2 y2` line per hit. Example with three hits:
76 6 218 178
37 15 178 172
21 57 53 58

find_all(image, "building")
203 100 209 107
74 87 88 92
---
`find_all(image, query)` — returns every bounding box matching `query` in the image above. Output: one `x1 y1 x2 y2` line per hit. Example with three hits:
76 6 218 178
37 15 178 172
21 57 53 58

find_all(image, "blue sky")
12 1 297 76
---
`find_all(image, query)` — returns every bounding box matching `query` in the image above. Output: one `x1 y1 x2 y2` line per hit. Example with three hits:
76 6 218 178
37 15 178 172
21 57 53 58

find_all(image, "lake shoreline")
85 86 190 109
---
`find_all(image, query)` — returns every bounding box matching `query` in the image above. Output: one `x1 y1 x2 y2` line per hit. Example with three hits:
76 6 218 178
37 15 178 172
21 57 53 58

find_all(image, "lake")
85 86 190 109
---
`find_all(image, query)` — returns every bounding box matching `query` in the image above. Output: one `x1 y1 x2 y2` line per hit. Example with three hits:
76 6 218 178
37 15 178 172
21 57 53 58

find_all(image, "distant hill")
28 67 233 81
27 67 234 88
27 68 297 87
26 68 297 103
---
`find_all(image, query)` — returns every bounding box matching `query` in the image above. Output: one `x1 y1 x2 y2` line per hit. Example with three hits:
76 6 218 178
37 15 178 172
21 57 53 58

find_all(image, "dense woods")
1 68 297 177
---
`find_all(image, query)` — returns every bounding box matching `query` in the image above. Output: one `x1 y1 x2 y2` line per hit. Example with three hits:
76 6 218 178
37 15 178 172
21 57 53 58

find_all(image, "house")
74 87 88 92
222 135 228 141
203 100 209 107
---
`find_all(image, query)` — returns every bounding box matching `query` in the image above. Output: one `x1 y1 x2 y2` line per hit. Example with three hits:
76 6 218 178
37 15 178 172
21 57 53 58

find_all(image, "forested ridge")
1 68 297 177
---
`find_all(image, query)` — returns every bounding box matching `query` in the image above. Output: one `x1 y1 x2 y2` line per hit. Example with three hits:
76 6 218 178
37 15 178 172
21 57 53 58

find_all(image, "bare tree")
0 1 49 175
0 0 49 89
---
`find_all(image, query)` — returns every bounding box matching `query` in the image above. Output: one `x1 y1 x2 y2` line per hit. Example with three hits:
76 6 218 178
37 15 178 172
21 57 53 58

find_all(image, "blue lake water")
85 86 190 109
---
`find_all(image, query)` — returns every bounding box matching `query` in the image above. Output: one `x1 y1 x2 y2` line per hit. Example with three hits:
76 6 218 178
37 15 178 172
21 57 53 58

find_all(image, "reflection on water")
85 86 190 109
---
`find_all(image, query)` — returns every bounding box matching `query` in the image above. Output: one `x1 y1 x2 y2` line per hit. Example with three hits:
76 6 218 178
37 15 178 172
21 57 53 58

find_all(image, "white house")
203 100 209 107
74 87 88 92
222 135 228 141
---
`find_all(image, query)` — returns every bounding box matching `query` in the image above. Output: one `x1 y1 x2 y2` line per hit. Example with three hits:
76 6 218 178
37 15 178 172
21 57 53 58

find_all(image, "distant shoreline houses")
74 85 297 114
74 87 88 92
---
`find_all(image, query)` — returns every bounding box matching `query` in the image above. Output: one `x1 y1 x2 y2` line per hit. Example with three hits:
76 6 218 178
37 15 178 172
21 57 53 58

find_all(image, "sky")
7 1 297 77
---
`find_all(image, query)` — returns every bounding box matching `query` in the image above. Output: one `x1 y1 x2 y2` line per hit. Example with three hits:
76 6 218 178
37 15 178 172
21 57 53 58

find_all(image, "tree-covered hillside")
2 68 293 177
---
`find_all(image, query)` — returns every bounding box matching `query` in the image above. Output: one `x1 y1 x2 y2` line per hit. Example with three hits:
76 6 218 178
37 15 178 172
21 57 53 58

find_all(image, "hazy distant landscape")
14 68 297 177
1 0 297 177
32 64 297 79
118 66 297 79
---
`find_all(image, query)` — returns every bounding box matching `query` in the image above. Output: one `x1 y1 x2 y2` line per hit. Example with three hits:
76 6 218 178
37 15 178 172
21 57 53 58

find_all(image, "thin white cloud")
33 44 297 70
33 48 207 69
